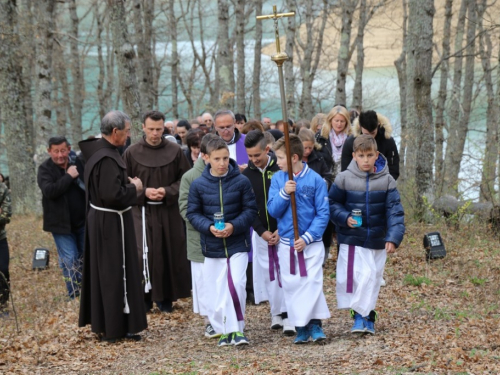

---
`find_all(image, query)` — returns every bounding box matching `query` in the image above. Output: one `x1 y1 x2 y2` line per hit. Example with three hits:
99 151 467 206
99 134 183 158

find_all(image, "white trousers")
336 244 387 317
252 232 286 316
278 241 331 327
204 252 248 334
191 261 208 317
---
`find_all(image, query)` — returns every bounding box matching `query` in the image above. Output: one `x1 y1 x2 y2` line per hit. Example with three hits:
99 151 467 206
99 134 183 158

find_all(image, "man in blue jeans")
37 136 86 299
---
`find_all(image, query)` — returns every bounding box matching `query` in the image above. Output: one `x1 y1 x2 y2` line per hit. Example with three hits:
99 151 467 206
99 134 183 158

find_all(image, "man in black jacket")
37 136 86 299
242 130 295 336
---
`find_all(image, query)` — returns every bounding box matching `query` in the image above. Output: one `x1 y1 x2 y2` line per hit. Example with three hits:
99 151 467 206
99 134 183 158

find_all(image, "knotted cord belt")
141 201 163 293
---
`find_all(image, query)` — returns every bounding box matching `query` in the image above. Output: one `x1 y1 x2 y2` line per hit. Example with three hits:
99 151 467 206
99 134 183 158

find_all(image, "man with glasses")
214 109 249 172
37 136 86 299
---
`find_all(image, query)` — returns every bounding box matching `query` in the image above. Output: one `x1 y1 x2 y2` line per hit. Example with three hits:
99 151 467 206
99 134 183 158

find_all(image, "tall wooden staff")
256 6 300 243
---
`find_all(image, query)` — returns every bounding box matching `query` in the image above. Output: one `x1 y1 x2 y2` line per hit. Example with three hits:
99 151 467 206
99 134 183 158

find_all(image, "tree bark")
252 0 263 119
109 0 142 140
168 0 179 118
478 0 498 202
405 0 435 220
34 0 56 161
434 0 453 195
442 0 476 196
335 0 358 106
68 0 84 146
235 0 246 114
216 0 234 108
351 0 367 111
0 0 39 214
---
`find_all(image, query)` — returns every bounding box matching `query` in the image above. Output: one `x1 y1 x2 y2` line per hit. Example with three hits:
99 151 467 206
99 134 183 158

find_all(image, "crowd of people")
0 105 405 347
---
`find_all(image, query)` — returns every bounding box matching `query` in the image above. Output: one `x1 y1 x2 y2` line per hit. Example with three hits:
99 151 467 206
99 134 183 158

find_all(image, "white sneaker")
282 318 296 336
380 278 386 287
271 315 283 330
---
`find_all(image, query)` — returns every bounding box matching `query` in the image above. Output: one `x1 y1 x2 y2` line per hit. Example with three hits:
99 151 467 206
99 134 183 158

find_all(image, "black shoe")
125 333 142 341
156 300 173 313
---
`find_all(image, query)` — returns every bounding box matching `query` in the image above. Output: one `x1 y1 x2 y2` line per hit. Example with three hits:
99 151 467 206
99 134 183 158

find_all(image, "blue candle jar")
214 212 225 230
352 209 362 227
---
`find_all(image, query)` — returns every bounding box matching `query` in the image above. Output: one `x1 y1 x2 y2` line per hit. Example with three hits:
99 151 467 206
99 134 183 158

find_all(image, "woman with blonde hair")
317 105 351 178
310 113 326 136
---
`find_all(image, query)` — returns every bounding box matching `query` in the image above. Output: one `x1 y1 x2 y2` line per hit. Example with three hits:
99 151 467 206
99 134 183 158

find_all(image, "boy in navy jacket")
267 134 331 344
187 138 257 346
329 135 405 335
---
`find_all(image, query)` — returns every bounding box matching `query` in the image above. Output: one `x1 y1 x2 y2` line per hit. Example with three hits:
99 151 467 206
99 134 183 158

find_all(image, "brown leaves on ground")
1 216 500 374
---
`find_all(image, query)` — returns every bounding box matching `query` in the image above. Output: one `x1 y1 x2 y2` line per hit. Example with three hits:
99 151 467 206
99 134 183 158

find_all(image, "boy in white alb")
267 134 331 344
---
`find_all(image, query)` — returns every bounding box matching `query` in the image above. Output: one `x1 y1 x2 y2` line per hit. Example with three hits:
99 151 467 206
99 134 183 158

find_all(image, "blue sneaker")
231 331 249 346
294 326 310 344
217 333 231 346
310 323 326 343
351 312 365 333
364 319 375 334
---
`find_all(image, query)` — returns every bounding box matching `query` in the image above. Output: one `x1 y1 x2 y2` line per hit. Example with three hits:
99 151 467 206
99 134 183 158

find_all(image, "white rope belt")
141 201 163 293
90 203 132 314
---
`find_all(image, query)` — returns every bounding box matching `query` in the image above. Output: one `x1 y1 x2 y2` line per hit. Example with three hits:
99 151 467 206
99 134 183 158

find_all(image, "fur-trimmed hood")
352 112 393 139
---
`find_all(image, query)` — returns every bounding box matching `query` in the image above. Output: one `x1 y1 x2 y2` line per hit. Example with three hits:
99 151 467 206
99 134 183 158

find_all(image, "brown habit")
123 137 191 303
78 138 147 339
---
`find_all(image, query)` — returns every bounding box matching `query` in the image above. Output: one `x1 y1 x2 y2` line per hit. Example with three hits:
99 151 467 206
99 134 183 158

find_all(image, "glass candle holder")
352 209 362 227
214 212 225 230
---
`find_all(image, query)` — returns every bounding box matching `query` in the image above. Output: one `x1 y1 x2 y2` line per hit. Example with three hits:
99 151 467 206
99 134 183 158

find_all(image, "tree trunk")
132 0 154 111
252 0 263 119
109 0 142 140
53 45 71 138
394 0 408 180
0 0 39 214
285 0 296 118
335 0 358 106
216 0 234 108
478 0 498 202
235 0 246 114
68 0 84 146
442 0 476 196
434 0 453 195
405 0 435 220
351 0 366 111
95 2 108 120
34 0 56 161
168 0 178 118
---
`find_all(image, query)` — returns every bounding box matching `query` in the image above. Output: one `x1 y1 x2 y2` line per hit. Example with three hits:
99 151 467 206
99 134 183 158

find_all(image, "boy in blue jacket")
187 138 257 346
329 135 405 335
267 134 331 344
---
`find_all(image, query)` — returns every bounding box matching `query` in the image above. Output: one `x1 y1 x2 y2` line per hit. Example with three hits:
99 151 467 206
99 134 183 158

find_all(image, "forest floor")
1 215 500 374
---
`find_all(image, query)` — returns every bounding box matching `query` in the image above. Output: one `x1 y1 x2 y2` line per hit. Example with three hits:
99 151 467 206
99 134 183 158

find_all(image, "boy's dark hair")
200 133 219 154
353 134 378 153
244 130 267 149
241 120 264 134
177 119 191 130
206 138 229 155
358 110 379 132
48 136 70 148
186 128 203 149
273 134 303 160
235 113 247 123
142 110 165 123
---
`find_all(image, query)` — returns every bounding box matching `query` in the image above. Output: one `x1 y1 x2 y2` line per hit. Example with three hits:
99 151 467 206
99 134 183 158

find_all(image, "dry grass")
1 215 500 374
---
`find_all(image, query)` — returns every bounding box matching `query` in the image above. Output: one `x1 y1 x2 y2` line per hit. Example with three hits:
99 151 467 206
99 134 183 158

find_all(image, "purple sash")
227 258 244 321
268 244 282 287
289 245 307 277
347 245 355 293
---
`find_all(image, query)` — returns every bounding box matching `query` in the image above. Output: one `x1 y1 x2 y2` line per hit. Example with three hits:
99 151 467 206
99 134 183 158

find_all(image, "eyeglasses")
216 125 234 132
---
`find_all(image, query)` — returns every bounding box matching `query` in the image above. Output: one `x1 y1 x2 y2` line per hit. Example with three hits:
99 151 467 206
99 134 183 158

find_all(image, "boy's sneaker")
205 324 222 338
282 318 296 336
293 326 310 344
217 334 231 346
231 331 249 346
364 319 375 335
271 315 283 330
310 323 326 343
351 312 365 333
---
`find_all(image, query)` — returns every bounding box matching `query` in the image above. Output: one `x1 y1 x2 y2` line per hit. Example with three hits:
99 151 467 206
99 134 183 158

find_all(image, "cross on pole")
257 6 300 243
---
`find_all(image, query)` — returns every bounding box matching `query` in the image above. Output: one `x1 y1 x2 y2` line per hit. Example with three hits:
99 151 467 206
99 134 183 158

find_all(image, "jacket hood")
202 158 240 181
193 156 205 173
347 153 389 178
352 113 393 139
247 151 277 171
79 137 115 161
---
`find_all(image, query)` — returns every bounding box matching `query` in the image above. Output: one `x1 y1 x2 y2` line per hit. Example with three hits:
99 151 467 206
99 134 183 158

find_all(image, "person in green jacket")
178 133 220 339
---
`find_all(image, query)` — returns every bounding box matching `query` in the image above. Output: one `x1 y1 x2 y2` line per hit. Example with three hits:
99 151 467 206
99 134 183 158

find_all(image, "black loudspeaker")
32 248 50 270
423 232 446 260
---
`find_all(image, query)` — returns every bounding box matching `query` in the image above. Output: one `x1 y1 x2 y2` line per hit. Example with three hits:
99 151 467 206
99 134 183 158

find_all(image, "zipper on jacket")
365 173 370 247
262 170 271 231
219 179 228 258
